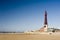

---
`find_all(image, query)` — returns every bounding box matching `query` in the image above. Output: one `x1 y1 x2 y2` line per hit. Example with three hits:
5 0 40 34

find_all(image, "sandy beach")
0 33 60 40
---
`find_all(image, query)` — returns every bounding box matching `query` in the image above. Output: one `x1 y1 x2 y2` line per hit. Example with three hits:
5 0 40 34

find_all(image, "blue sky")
0 0 60 32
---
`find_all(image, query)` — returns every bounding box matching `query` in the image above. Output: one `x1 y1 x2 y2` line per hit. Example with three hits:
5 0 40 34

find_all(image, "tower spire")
44 11 48 25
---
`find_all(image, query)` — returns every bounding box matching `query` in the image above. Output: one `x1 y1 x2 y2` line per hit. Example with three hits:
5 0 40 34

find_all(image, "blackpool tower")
44 11 48 32
39 11 48 32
